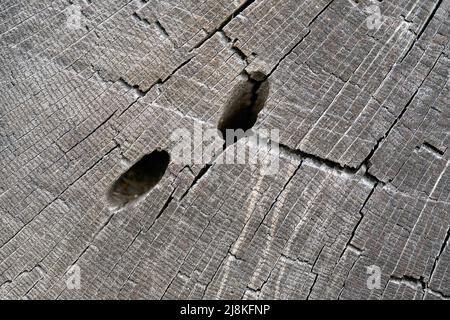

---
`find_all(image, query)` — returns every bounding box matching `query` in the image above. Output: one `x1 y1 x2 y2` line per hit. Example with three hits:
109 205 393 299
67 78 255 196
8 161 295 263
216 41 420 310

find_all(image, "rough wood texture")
0 0 449 300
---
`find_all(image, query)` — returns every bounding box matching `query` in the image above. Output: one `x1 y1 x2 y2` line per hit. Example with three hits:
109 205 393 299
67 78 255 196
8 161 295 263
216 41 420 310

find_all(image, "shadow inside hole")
108 149 170 207
218 71 270 146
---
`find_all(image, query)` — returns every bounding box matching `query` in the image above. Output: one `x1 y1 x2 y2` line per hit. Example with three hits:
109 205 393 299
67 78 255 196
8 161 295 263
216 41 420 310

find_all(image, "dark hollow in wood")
218 71 270 145
108 150 170 206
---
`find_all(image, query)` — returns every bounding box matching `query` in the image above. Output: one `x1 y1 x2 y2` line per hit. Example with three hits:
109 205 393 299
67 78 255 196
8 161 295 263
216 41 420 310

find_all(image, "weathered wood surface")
0 0 449 299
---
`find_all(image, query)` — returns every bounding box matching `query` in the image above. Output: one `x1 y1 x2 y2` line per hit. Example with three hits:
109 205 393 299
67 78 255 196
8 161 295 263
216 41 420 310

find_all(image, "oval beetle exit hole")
218 71 270 146
107 149 170 207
